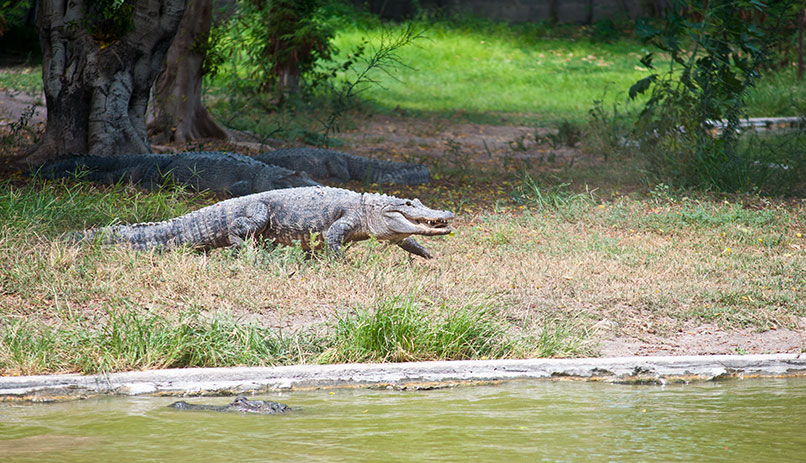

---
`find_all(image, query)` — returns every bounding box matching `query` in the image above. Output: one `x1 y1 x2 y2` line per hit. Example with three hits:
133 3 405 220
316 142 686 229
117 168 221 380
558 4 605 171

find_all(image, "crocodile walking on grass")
70 186 453 258
168 396 291 414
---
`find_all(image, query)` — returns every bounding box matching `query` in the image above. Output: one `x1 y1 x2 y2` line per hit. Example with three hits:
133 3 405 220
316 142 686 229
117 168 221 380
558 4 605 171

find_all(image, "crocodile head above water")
227 396 291 414
168 395 291 414
365 194 454 240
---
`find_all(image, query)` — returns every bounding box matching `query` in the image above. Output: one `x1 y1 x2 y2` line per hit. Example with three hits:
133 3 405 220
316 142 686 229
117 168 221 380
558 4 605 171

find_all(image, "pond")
1 378 804 462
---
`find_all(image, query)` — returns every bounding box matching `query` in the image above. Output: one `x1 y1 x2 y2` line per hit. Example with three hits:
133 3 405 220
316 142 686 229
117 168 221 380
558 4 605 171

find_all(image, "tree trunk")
149 0 228 144
271 52 301 104
21 0 187 166
798 8 805 82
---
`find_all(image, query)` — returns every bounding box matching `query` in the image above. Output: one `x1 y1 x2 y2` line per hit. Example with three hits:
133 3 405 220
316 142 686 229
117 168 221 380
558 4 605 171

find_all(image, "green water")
1 378 805 462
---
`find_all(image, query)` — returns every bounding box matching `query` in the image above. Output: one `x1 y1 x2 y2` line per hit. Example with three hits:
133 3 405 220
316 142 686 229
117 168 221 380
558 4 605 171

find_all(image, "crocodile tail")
60 227 116 246
373 164 430 185
66 205 233 251
62 225 144 247
63 222 179 251
346 155 431 185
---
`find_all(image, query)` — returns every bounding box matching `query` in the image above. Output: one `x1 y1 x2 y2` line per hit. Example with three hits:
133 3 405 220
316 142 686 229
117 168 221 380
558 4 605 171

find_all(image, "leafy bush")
207 8 421 143
213 0 335 101
0 0 38 57
629 0 803 193
584 99 636 161
0 0 31 37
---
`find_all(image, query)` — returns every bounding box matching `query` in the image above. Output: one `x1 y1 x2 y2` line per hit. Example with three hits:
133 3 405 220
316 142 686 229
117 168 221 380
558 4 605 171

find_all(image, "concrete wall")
366 0 661 23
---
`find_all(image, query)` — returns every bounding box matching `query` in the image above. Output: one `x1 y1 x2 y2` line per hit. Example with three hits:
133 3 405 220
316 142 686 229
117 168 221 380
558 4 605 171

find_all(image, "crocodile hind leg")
226 202 270 247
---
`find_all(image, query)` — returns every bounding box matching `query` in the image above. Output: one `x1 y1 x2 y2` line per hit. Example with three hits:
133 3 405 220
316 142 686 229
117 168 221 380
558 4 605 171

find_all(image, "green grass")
198 13 806 136
327 21 650 124
0 295 589 375
324 16 804 123
746 68 806 117
0 68 42 95
319 297 518 363
527 318 594 358
510 175 596 219
0 310 324 375
0 178 206 234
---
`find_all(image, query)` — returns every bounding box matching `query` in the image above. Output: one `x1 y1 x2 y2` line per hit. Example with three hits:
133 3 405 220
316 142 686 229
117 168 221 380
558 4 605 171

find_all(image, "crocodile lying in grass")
70 186 454 258
256 147 430 185
36 152 320 196
168 396 291 414
36 148 429 198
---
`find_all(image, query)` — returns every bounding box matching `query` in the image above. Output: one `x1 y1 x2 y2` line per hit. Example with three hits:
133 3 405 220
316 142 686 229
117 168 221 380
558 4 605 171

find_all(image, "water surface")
1 378 804 462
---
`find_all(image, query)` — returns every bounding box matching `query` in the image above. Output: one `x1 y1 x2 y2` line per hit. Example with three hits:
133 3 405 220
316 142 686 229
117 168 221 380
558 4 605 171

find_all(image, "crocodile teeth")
417 219 449 227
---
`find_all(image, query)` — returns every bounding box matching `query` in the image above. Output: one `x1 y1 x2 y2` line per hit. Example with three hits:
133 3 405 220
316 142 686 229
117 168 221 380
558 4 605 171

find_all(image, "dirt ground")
1 90 803 358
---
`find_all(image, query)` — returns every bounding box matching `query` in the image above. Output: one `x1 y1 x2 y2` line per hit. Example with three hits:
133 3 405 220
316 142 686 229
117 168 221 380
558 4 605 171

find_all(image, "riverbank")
2 354 805 402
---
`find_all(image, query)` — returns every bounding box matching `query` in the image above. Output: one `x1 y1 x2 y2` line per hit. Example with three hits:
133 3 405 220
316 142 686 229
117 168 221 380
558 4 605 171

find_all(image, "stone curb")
2 354 804 401
710 116 805 131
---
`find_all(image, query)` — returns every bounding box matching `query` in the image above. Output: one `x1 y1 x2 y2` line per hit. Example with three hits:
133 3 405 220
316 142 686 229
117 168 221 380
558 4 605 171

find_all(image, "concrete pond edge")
2 353 805 402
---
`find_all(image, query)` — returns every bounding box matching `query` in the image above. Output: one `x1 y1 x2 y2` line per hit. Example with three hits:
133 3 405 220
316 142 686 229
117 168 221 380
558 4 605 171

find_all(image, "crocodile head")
367 194 454 238
228 395 291 414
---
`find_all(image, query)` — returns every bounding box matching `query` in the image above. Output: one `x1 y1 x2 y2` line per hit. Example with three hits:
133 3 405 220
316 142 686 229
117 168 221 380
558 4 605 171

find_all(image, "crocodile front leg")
325 216 360 257
397 237 433 259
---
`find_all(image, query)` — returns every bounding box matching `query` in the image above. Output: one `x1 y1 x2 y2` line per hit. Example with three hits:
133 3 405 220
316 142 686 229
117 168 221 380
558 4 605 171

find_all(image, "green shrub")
628 0 803 194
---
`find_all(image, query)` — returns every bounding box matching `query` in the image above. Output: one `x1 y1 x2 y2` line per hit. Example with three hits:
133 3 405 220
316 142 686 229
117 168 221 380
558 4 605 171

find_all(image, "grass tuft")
528 318 595 358
511 175 596 219
319 297 517 363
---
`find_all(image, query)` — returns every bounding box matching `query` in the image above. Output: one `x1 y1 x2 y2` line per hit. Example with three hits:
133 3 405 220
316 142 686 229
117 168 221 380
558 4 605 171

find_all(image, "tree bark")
21 0 187 166
271 50 301 103
798 8 804 82
149 0 228 144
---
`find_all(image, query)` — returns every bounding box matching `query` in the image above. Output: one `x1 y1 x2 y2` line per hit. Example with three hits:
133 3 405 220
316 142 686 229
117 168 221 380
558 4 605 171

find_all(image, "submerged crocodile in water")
255 147 430 185
168 396 291 414
69 186 454 258
35 152 319 196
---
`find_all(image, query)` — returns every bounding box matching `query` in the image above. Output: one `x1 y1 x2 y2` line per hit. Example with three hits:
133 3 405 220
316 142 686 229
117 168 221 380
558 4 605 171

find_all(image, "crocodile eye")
405 201 413 207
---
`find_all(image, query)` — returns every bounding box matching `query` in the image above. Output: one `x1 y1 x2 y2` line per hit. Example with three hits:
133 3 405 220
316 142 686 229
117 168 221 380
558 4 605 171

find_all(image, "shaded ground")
0 89 45 126
0 89 803 359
